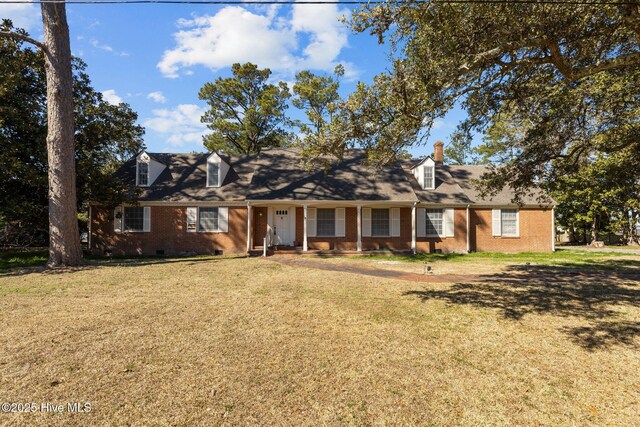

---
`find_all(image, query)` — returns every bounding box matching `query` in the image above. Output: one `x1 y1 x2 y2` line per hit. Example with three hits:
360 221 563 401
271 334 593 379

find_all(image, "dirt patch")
270 256 483 283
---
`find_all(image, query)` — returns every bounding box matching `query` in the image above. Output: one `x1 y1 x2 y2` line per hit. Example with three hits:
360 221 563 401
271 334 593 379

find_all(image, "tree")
0 20 144 249
345 1 640 197
0 1 82 266
476 110 640 244
199 63 291 154
551 151 639 245
292 65 350 159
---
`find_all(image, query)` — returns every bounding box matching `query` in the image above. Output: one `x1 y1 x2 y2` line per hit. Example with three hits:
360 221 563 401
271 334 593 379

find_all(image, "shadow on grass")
0 251 48 271
562 321 640 351
0 254 246 277
404 263 640 350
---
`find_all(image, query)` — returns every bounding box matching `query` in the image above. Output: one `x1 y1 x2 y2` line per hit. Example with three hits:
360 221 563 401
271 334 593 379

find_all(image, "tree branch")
619 3 640 41
468 36 640 83
0 30 48 53
571 51 640 81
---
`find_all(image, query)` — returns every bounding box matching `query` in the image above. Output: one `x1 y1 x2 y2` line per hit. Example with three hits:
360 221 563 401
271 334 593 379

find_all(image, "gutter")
466 204 471 253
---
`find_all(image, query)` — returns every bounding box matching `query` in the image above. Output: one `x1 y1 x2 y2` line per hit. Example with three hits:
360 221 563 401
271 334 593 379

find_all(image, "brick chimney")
433 140 444 163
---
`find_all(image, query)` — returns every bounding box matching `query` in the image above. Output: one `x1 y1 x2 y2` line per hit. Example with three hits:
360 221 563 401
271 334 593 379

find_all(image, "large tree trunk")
41 1 82 267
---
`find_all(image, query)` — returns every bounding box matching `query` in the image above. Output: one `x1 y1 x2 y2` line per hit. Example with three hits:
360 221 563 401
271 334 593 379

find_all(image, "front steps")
249 246 413 257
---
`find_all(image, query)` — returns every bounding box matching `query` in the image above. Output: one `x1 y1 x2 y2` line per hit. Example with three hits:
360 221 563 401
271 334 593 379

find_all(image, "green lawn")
0 250 48 270
364 249 631 264
1 247 637 272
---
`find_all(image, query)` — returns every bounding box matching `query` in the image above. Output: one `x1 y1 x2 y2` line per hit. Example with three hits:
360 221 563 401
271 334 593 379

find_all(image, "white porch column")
466 205 471 253
357 205 362 252
411 203 417 254
246 203 252 253
303 204 308 251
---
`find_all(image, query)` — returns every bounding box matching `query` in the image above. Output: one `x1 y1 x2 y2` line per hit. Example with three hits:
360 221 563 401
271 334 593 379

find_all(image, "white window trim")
198 207 220 232
423 165 435 190
425 208 444 237
136 160 150 187
121 206 150 233
206 161 221 188
371 208 390 237
500 208 520 238
316 208 337 237
187 206 229 233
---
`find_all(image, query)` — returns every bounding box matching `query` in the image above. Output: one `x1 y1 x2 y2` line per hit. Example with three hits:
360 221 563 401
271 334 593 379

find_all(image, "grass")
0 254 638 425
319 249 640 276
0 250 48 270
363 249 630 264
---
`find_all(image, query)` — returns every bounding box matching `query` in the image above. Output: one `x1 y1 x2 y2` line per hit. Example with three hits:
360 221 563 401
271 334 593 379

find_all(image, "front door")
273 208 291 246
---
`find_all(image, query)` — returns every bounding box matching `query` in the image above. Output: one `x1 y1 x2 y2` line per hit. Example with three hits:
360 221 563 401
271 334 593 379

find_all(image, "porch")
248 247 414 257
246 202 418 255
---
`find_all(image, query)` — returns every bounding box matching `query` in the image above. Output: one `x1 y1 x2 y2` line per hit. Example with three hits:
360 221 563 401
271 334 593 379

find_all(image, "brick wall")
294 207 414 251
91 204 553 255
91 205 248 255
415 208 468 254
470 208 553 252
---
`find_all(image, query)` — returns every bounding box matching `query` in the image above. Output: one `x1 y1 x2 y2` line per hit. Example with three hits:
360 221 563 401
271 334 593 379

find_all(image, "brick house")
89 142 556 256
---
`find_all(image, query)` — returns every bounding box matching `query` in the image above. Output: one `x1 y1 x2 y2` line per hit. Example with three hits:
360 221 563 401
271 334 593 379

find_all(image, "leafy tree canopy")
199 63 291 154
345 1 640 198
292 65 355 162
0 20 144 244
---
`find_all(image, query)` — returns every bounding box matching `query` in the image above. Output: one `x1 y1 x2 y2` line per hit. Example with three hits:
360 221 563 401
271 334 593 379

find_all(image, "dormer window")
207 161 220 187
206 152 229 188
137 161 149 186
423 165 435 190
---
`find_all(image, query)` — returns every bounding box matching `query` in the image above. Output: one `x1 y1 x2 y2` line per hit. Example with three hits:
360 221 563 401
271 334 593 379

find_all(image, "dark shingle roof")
247 149 417 201
115 152 255 202
112 150 552 206
401 160 473 205
447 165 552 206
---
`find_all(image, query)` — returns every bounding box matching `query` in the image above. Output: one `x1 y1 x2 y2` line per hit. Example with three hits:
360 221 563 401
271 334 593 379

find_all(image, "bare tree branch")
0 30 48 53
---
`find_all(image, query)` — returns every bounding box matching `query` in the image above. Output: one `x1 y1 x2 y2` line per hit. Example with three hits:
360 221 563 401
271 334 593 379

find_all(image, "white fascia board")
245 200 419 206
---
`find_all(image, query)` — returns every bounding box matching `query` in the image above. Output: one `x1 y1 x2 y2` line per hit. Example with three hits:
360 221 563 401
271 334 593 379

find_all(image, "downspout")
552 206 556 252
466 204 470 253
246 202 252 253
411 202 417 255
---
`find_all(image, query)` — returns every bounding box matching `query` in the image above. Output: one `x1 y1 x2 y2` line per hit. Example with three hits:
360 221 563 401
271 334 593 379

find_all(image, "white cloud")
147 91 167 104
432 120 455 130
143 104 210 149
102 89 123 105
158 3 355 79
0 1 40 31
90 38 129 57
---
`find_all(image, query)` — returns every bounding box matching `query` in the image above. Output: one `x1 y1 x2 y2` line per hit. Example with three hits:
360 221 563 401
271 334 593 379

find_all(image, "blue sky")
1 0 464 157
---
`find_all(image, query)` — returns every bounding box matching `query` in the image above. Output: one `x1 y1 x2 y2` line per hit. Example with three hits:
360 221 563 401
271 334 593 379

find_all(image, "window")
316 208 335 237
501 209 518 236
208 162 220 187
423 165 435 189
124 207 144 232
199 207 219 232
137 162 149 186
426 209 443 236
371 208 390 236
